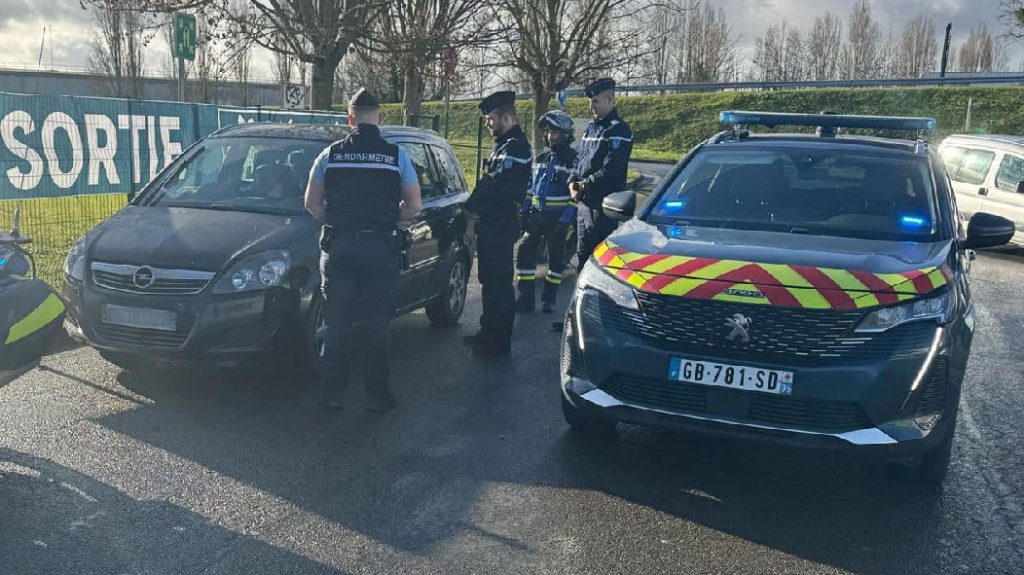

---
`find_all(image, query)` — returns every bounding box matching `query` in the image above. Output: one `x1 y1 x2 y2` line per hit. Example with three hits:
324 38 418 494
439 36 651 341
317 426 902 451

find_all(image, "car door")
990 151 1024 238
394 141 446 308
941 145 994 217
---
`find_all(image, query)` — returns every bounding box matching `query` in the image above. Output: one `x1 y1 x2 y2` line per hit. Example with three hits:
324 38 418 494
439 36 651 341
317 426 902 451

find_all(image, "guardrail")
563 75 1024 96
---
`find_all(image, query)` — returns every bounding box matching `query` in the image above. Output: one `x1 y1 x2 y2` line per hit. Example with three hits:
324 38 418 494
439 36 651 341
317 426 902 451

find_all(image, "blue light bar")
719 111 936 132
900 215 929 228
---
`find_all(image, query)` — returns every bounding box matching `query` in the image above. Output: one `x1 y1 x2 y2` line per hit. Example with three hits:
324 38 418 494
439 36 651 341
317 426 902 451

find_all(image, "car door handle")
978 187 989 196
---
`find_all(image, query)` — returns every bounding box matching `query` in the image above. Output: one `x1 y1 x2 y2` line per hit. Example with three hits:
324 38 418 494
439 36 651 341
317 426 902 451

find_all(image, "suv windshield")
649 146 939 242
140 136 327 215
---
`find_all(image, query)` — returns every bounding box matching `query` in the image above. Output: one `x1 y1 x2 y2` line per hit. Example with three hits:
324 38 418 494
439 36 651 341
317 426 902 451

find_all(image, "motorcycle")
0 206 66 389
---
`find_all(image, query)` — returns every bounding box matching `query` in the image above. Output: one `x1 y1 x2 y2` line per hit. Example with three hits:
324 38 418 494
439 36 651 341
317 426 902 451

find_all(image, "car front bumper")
63 278 305 362
560 291 971 460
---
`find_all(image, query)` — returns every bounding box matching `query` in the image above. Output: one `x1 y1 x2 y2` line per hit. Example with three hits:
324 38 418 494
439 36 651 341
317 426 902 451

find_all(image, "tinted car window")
399 143 441 198
995 154 1024 193
649 146 938 242
431 145 468 194
950 149 994 185
140 136 323 215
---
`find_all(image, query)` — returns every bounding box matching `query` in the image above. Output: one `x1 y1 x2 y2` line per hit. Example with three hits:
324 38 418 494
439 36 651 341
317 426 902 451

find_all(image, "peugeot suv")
63 123 475 373
560 111 1016 483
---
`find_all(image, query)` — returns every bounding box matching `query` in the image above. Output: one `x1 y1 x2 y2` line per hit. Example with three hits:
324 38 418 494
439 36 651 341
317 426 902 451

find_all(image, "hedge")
361 86 1024 162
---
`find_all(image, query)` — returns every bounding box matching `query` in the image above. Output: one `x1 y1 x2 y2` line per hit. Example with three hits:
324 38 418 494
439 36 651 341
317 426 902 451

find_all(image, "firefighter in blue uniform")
515 110 578 314
304 88 422 410
463 91 532 358
569 78 634 265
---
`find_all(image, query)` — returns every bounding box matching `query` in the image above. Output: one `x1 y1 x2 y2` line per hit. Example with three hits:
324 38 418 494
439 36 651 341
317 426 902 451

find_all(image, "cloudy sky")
0 0 1021 80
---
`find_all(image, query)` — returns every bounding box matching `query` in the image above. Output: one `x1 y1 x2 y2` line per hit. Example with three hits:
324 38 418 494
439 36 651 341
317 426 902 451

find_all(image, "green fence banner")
0 92 348 201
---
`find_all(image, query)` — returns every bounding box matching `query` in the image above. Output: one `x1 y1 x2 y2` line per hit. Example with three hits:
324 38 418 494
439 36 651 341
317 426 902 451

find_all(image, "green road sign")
173 13 197 61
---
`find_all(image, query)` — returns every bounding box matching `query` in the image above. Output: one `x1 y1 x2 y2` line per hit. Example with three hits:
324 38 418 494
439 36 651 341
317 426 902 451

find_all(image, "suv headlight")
576 259 639 311
64 238 86 283
213 250 292 294
855 290 953 333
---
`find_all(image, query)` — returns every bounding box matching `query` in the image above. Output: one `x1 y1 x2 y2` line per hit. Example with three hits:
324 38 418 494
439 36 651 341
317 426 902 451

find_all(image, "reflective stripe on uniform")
546 272 563 285
492 154 531 164
580 136 633 143
5 293 64 345
517 269 536 281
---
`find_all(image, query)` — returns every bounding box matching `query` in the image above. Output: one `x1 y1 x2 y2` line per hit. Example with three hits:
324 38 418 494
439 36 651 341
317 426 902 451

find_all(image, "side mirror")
602 190 637 222
965 212 1016 249
1016 180 1024 195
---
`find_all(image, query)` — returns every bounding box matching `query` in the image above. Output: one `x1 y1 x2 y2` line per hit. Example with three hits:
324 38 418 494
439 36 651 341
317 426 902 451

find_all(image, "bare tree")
999 0 1024 40
492 0 662 149
958 23 1008 72
190 12 225 102
752 23 803 82
676 0 740 83
373 0 492 125
87 3 153 99
81 0 382 109
273 34 295 86
806 12 842 81
892 14 937 78
752 24 785 82
641 1 683 85
839 0 881 80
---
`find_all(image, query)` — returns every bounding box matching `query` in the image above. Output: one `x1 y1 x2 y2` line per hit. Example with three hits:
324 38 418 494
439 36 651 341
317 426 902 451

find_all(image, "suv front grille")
91 262 215 296
592 292 936 364
604 374 873 433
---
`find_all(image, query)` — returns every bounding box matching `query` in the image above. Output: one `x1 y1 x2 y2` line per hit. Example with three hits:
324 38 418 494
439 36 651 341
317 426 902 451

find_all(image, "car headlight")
213 250 292 294
576 258 639 311
64 238 86 283
855 290 953 333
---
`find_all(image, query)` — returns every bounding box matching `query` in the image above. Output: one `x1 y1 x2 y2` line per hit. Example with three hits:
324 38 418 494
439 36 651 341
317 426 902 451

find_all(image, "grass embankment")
379 85 1024 162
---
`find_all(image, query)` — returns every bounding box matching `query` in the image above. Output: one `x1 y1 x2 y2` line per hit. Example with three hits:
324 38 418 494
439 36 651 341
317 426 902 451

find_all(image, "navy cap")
349 88 380 108
584 78 616 98
479 90 516 114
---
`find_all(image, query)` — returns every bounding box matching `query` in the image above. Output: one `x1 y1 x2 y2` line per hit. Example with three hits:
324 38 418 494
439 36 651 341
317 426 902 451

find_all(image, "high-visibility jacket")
525 144 578 224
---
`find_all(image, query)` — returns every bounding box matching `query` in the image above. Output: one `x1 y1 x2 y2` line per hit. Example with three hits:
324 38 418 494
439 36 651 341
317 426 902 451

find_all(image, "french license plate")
669 358 794 395
101 304 177 332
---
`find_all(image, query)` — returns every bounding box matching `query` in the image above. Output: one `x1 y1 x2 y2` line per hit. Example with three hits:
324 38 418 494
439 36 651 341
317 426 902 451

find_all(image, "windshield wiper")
207 204 301 216
788 227 810 234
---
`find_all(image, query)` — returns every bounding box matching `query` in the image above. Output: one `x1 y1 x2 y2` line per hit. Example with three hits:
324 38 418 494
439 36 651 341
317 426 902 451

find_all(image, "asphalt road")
2 251 1024 575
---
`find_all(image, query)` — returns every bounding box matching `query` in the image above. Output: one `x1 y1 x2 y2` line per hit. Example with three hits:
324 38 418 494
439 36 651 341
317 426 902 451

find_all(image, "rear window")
648 146 938 242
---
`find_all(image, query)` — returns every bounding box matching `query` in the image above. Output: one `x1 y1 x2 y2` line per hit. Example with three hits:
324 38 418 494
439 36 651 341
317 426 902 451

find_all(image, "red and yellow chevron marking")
593 240 949 310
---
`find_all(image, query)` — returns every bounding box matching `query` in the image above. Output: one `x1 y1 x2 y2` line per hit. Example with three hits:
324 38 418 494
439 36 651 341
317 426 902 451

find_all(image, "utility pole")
940 22 953 78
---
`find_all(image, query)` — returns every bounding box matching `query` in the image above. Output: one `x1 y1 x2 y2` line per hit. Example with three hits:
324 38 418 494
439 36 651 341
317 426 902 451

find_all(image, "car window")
648 146 938 242
430 145 468 194
940 145 967 173
398 143 441 199
950 149 995 185
995 154 1024 193
139 136 323 215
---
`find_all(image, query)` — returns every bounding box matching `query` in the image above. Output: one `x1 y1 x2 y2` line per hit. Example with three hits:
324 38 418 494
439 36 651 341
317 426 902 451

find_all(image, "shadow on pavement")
0 446 349 575
79 298 991 575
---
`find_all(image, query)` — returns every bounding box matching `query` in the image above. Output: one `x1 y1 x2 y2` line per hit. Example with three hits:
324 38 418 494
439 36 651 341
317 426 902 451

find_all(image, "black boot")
541 281 559 313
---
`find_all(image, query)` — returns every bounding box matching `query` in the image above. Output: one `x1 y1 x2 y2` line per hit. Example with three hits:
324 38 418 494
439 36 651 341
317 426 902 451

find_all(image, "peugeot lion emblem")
133 266 155 289
725 313 752 342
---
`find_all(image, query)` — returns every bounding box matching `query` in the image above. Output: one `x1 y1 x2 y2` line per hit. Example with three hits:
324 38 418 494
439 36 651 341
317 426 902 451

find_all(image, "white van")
938 135 1024 244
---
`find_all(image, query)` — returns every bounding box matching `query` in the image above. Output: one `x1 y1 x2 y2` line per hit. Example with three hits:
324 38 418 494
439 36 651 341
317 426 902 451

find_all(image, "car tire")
890 416 956 484
425 247 470 327
297 293 325 378
561 393 616 436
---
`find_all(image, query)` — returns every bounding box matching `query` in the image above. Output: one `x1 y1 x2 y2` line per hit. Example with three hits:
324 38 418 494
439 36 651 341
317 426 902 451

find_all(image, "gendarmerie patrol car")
560 111 1016 482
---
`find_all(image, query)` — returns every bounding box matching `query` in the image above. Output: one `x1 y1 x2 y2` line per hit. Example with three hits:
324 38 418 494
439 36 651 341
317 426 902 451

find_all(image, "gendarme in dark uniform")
305 88 421 410
570 78 634 265
463 90 532 357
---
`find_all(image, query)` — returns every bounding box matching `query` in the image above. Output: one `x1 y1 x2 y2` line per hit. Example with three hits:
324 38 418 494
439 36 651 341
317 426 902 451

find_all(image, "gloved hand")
569 181 585 201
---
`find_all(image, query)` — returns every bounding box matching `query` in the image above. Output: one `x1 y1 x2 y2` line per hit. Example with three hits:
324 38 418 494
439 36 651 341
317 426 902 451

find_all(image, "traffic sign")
173 13 197 61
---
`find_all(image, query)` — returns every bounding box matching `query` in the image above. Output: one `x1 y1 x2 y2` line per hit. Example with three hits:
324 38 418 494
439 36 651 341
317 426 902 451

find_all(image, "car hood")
87 206 312 270
594 221 953 310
